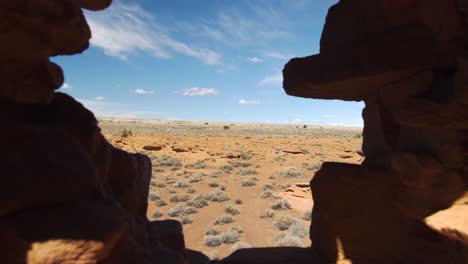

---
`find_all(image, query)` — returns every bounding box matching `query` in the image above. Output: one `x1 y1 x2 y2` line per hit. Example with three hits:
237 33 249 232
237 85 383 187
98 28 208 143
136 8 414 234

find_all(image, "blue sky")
53 0 364 126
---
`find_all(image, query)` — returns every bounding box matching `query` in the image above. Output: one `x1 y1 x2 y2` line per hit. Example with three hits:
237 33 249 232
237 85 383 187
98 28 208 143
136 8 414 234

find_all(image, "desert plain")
100 118 468 260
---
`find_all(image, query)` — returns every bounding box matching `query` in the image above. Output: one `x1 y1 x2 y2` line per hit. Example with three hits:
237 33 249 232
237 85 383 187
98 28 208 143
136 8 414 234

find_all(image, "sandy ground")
100 118 467 259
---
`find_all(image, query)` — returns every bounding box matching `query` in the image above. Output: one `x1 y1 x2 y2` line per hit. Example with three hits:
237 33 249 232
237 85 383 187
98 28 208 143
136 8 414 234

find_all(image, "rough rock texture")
0 1 197 263
282 0 468 263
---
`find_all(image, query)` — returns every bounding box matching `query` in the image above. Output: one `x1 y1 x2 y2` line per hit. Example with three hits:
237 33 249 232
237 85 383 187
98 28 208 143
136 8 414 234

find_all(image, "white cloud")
77 98 164 119
95 96 105 101
182 87 219 96
131 88 154 95
258 72 283 86
247 57 262 63
181 2 293 48
61 83 72 90
284 118 305 125
84 2 221 65
239 99 261 105
264 52 291 60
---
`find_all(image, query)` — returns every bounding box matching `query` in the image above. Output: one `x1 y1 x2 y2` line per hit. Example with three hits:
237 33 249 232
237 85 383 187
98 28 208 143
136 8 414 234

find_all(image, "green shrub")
241 180 256 187
155 199 167 207
168 205 197 217
213 215 234 225
180 216 193 225
187 194 208 208
169 194 189 203
186 160 207 169
206 226 221 236
279 168 301 178
275 235 304 247
205 190 230 202
224 205 240 216
260 191 272 199
272 216 298 231
208 182 219 188
173 180 191 188
189 175 203 183
120 128 133 138
221 230 240 244
260 209 275 218
303 209 312 221
152 211 163 219
204 235 222 247
223 125 230 130
271 200 292 210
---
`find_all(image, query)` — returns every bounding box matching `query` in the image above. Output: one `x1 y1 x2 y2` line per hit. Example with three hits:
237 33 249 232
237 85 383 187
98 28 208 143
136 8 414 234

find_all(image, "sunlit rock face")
283 0 468 263
0 1 195 263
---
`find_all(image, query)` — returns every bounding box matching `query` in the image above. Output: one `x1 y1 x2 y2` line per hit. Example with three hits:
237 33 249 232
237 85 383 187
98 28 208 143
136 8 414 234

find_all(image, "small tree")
120 128 133 138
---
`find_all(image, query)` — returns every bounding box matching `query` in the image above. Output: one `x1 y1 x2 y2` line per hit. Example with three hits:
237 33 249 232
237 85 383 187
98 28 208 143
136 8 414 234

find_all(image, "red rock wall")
283 0 468 263
0 1 195 263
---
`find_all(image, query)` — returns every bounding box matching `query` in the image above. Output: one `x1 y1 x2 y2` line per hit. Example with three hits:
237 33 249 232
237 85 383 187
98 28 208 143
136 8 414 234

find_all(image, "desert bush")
306 163 321 171
155 182 166 188
189 175 203 183
231 242 252 251
303 209 312 221
168 189 177 194
235 198 243 204
275 235 304 247
278 183 292 189
173 180 191 188
156 155 182 167
229 224 243 234
240 152 253 161
206 226 221 236
204 235 222 247
219 185 227 191
187 188 196 194
168 205 197 217
205 190 230 202
120 128 133 138
260 191 272 199
272 156 284 162
180 216 193 225
213 215 234 225
271 200 292 210
273 216 298 231
280 168 301 178
219 165 234 173
155 199 167 207
221 230 240 244
223 125 230 130
186 160 207 169
237 169 257 176
169 194 189 203
187 194 208 208
210 170 222 178
152 211 163 219
224 205 240 216
208 182 219 188
289 222 308 238
229 161 253 168
262 184 275 191
241 180 256 187
149 192 159 201
154 167 165 172
260 209 275 218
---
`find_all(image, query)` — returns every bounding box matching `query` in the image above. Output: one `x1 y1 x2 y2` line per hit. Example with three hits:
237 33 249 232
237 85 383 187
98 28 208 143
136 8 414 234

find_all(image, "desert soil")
99 117 467 260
